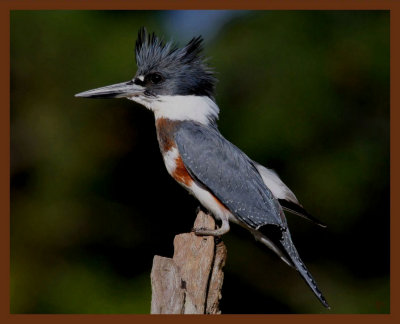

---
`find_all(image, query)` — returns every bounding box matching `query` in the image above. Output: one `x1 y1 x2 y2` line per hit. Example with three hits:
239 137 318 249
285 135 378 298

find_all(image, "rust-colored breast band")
156 118 179 152
172 155 193 186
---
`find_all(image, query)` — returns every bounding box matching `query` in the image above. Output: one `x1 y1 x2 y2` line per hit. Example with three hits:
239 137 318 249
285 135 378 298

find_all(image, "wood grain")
150 211 227 314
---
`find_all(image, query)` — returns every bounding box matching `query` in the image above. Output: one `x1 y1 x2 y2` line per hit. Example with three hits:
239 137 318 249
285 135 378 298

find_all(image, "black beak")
75 81 145 99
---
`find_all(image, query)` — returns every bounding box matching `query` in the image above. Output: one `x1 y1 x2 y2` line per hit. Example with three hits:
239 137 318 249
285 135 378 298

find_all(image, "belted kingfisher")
76 28 329 309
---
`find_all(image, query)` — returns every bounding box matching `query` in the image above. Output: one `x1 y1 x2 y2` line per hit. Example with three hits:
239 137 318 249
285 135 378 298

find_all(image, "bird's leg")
192 215 230 237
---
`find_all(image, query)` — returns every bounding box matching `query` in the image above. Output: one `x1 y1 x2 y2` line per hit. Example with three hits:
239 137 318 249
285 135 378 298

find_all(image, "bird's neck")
147 95 219 126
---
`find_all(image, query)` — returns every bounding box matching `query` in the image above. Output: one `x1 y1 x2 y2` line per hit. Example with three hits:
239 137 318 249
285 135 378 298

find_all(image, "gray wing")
174 121 286 230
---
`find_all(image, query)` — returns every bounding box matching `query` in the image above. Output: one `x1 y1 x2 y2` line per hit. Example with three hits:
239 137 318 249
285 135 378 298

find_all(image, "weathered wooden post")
150 211 227 314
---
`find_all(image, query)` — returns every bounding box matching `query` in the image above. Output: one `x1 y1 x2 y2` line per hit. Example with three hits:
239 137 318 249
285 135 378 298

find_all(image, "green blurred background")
10 10 390 314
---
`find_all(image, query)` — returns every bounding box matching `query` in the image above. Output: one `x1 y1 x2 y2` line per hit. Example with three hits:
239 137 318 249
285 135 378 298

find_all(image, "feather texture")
174 121 286 230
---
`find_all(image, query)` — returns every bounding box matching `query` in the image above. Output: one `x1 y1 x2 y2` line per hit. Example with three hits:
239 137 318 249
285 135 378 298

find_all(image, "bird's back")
173 120 286 230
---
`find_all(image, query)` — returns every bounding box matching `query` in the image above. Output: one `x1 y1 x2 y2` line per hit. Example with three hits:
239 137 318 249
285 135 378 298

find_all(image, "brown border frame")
2 0 398 323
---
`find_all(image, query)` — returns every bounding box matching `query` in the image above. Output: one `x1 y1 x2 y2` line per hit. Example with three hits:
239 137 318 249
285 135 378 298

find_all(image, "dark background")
10 10 389 313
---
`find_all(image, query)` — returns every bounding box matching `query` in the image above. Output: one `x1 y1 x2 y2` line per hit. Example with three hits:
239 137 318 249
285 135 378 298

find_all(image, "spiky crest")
134 27 216 98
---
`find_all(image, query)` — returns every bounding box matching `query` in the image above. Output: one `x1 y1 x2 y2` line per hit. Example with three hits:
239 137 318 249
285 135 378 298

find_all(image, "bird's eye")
150 73 163 84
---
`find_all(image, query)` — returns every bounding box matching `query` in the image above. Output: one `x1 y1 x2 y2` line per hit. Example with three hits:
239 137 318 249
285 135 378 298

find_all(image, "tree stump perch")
150 211 227 314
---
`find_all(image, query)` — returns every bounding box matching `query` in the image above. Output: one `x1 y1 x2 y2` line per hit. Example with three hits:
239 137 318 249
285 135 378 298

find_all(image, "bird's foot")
192 226 217 236
192 224 229 237
192 207 230 236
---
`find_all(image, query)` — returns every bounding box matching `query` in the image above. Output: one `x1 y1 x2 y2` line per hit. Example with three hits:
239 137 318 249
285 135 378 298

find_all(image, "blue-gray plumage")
174 120 328 308
75 27 330 310
135 29 216 98
175 121 285 230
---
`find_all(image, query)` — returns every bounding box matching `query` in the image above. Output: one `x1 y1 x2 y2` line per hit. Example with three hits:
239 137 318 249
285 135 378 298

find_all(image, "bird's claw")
191 226 209 235
192 227 222 237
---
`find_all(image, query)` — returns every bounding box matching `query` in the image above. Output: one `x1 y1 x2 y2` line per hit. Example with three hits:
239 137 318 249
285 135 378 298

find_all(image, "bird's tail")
253 226 329 308
279 229 330 309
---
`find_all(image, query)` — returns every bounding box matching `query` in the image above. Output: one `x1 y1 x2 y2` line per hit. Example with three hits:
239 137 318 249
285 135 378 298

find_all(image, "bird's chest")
155 118 193 187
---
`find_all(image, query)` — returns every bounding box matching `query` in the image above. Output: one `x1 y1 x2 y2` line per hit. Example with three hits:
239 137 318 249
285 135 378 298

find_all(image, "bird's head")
76 28 219 125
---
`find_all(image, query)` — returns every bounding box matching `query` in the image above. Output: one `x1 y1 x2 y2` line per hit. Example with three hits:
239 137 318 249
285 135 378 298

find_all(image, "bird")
75 28 330 309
